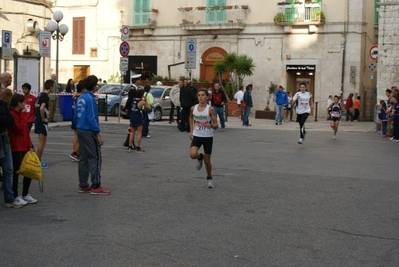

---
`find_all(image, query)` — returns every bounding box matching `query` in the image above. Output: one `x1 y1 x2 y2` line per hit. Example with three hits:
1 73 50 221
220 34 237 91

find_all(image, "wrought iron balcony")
274 2 325 25
179 5 249 33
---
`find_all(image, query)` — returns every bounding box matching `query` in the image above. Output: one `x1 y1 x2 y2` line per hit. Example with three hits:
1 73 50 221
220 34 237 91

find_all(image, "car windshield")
150 87 164 98
97 84 123 95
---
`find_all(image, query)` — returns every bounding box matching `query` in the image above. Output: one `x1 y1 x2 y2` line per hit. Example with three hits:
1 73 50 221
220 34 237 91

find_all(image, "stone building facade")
377 1 399 102
0 0 53 89
51 0 379 119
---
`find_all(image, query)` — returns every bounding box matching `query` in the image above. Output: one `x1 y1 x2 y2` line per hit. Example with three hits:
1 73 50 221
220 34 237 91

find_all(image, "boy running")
189 88 219 188
327 95 343 139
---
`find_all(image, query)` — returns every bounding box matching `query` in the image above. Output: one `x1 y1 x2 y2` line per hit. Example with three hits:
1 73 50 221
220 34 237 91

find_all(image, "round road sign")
120 42 130 57
369 45 378 61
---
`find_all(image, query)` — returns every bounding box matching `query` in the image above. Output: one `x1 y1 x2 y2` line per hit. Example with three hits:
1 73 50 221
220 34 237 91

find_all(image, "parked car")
120 85 172 121
96 83 130 116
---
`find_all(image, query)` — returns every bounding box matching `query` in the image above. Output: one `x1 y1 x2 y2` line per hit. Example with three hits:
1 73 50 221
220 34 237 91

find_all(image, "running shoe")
389 137 395 141
333 135 336 139
391 139 399 142
69 152 80 161
15 196 28 206
126 146 132 153
207 179 215 189
298 138 304 144
91 187 111 195
135 148 145 154
23 194 38 204
146 133 151 138
78 186 91 193
5 201 24 208
196 153 203 170
41 162 49 169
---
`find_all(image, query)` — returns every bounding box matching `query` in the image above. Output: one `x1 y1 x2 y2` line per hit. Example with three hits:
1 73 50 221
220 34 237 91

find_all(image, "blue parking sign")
2 30 12 60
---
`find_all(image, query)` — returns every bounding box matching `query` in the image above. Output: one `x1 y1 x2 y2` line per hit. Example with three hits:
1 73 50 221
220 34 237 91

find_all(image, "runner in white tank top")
189 89 219 188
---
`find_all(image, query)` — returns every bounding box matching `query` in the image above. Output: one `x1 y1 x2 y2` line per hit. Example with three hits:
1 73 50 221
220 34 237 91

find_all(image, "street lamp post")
46 10 69 87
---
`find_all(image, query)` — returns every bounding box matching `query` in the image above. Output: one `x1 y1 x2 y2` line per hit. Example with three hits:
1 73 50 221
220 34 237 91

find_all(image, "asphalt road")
1 118 398 267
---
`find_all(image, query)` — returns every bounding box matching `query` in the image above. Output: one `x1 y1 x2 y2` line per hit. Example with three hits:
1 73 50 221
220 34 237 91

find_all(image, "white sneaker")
207 179 215 189
333 135 336 139
15 196 28 206
298 138 304 144
23 194 38 204
196 154 203 170
389 137 395 141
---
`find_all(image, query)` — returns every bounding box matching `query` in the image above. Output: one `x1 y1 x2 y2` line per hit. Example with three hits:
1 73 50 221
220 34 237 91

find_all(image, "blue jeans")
275 104 284 123
381 121 387 136
0 133 16 203
243 107 251 125
213 106 225 129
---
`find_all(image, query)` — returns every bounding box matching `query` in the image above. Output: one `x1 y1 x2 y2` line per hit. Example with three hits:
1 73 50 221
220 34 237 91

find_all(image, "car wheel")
154 108 162 121
111 104 119 116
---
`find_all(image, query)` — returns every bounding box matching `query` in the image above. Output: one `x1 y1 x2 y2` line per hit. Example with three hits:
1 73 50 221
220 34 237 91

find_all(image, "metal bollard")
105 94 108 121
314 102 318 122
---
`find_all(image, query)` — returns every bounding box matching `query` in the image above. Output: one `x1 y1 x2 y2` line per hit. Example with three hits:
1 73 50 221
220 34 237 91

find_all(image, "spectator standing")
0 86 24 208
8 94 37 205
21 83 37 132
48 74 58 122
75 75 110 195
34 80 54 169
69 80 84 162
65 78 75 93
345 93 354 122
169 80 182 124
189 88 218 188
390 95 399 142
123 74 141 116
326 95 333 121
179 80 197 132
274 85 288 125
378 100 388 136
284 92 293 122
211 82 227 131
385 89 393 137
126 90 151 153
234 85 244 121
1 72 13 105
353 96 361 121
242 84 253 127
142 85 154 138
292 82 313 144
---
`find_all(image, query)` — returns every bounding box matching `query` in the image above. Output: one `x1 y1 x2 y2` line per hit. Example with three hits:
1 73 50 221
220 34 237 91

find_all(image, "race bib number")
24 104 31 113
331 111 340 117
195 120 208 131
300 101 309 106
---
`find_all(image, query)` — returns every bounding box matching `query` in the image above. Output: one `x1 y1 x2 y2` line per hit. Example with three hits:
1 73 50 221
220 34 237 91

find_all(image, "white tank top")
193 104 213 138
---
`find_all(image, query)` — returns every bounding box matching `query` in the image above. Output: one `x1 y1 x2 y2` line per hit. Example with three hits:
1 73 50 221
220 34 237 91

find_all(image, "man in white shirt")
234 85 244 122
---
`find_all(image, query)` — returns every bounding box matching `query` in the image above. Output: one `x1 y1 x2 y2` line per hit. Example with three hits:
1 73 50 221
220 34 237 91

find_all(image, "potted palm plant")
255 82 278 119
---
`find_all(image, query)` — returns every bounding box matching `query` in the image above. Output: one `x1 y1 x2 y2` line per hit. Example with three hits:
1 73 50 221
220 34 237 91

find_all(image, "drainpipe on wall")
341 0 349 98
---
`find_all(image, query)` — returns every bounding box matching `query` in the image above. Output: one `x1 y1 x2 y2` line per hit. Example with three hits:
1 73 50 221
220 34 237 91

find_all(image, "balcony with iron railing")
274 1 325 25
179 5 249 33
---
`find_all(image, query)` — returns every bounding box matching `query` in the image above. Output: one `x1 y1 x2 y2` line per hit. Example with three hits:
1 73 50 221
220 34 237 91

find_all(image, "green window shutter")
133 0 150 26
206 0 226 24
374 0 379 24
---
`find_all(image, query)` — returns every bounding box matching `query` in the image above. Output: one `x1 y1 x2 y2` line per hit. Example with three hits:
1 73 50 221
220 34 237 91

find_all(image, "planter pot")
197 6 206 10
255 110 276 120
223 6 233 10
227 101 241 117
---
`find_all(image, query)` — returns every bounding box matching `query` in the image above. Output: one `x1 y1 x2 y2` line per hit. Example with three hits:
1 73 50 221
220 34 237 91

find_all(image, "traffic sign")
2 30 12 60
369 45 378 61
186 38 197 69
119 41 130 57
368 63 377 72
39 31 51 57
121 25 130 41
120 57 128 71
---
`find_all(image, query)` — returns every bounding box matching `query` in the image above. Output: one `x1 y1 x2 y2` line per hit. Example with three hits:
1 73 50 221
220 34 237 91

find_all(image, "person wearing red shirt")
353 96 361 122
8 94 37 205
21 83 37 132
345 93 354 122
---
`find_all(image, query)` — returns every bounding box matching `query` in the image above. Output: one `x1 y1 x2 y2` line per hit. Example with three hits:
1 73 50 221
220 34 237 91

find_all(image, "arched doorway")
200 47 229 83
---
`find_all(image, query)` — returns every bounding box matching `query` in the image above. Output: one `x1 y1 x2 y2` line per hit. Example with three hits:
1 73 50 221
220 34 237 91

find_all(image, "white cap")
131 74 141 80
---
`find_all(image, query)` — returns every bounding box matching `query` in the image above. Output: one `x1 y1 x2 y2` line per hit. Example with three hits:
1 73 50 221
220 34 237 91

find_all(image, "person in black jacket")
0 87 24 208
123 74 141 147
179 80 197 132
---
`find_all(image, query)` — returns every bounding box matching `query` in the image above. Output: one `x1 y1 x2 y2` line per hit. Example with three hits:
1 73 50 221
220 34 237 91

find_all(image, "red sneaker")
91 187 111 195
78 186 91 193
